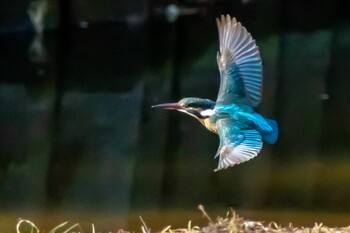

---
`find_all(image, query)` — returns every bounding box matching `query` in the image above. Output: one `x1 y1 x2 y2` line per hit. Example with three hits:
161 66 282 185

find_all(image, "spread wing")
216 15 263 107
215 118 263 171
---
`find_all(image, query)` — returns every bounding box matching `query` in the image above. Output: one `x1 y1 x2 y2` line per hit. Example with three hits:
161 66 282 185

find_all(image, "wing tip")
216 14 238 27
216 17 221 28
215 150 257 171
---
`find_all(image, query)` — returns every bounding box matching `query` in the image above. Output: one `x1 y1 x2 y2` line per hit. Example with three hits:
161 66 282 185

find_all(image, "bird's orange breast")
201 118 218 134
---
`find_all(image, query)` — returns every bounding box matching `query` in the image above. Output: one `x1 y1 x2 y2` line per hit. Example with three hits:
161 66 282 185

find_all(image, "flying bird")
152 15 278 171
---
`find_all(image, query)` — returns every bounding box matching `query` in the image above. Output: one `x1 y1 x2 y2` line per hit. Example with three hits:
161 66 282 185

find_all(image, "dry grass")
16 205 350 233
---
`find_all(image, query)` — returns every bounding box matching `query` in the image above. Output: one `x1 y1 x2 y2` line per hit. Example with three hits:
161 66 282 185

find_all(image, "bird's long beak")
152 103 183 110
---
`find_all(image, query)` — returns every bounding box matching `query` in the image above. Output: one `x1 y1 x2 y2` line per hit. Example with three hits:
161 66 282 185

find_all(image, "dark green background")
1 0 350 231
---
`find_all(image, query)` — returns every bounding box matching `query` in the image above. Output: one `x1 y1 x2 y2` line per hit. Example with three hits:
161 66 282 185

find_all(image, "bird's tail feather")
262 119 278 144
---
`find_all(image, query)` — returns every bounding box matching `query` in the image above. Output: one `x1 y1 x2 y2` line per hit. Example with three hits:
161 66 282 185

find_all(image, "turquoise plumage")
153 15 278 171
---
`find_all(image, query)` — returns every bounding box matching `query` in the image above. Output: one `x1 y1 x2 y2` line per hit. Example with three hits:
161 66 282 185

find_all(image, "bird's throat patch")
200 109 215 117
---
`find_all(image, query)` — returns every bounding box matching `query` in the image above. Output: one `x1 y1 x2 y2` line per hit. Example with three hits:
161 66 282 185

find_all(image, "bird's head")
152 97 216 121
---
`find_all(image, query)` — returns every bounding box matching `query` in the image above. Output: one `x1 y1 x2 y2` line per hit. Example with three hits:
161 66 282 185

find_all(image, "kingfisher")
152 15 278 171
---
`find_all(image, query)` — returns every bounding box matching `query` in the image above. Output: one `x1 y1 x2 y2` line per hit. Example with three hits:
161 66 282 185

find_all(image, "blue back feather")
261 119 278 144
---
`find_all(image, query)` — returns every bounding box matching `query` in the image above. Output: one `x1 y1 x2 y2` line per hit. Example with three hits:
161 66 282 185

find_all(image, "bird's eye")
178 102 186 107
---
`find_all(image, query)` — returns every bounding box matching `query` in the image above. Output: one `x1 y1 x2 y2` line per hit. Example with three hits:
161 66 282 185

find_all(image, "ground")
15 206 350 233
